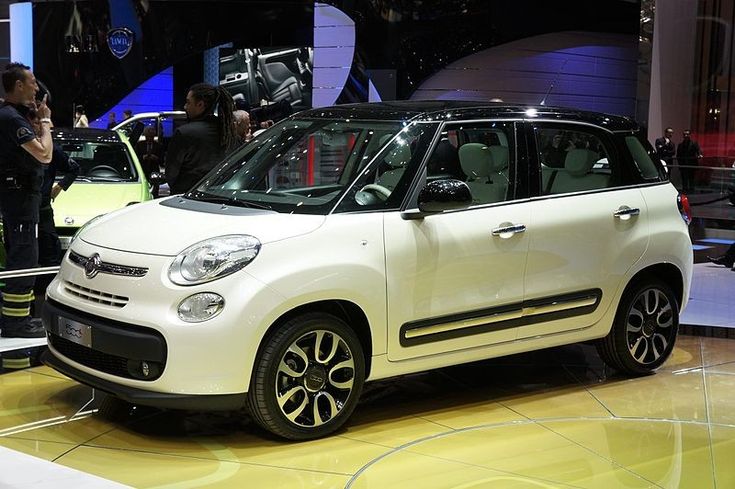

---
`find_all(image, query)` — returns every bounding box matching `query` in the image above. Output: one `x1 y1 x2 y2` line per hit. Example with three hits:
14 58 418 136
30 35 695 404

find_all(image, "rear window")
59 141 137 182
625 136 663 180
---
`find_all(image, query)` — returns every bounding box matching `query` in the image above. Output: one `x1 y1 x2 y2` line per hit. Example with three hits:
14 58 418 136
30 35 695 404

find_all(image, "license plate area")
57 316 92 348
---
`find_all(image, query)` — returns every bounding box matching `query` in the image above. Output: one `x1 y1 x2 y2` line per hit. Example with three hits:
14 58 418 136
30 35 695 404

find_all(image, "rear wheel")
248 312 365 440
597 279 679 375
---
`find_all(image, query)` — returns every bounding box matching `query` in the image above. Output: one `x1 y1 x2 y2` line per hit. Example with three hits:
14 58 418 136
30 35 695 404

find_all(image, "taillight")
677 193 692 225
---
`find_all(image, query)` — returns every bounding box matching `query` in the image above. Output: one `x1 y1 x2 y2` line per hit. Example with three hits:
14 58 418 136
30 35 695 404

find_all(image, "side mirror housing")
402 179 472 219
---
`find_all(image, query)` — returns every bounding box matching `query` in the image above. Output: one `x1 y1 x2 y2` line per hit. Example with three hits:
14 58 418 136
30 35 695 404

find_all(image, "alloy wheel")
275 329 356 427
625 287 675 365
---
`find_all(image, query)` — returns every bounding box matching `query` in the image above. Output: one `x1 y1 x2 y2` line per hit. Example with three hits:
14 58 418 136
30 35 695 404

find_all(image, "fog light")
178 293 225 322
126 359 161 380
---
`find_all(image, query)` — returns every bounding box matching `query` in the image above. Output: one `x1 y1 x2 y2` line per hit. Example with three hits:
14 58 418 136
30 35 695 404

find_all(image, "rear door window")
535 124 615 195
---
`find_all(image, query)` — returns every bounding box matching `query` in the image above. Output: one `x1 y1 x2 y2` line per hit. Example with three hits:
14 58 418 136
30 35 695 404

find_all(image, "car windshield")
58 141 138 182
186 118 407 214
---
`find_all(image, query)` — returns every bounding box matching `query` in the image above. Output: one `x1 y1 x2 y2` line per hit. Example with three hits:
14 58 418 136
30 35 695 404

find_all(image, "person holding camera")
0 62 54 338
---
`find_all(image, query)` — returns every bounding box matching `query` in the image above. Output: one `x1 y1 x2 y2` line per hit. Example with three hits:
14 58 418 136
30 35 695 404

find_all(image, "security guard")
0 62 53 338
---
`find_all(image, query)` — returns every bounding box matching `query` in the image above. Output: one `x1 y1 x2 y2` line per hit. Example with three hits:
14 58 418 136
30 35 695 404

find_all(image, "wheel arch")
256 299 374 378
625 262 684 311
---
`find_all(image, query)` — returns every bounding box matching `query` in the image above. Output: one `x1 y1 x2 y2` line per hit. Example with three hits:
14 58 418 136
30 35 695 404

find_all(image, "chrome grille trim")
63 280 129 307
69 250 148 278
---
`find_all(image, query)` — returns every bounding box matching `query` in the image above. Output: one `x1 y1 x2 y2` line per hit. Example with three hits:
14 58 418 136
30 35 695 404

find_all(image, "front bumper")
44 239 286 401
43 298 167 381
42 349 246 410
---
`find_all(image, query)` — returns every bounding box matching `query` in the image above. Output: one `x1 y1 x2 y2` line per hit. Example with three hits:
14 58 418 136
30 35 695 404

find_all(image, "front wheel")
248 312 365 440
597 279 679 375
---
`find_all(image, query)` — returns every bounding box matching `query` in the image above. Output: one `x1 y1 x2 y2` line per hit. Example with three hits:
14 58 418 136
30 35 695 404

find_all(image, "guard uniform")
0 101 45 337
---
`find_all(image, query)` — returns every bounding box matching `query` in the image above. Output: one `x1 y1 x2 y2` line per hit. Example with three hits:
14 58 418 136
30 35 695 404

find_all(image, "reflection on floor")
0 335 733 488
681 262 735 329
685 237 735 329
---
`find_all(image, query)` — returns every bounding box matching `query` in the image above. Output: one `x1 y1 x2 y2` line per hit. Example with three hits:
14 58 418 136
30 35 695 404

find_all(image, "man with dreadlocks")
165 83 237 194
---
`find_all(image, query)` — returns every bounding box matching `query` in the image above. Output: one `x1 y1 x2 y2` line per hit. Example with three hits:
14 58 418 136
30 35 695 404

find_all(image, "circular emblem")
85 253 102 279
64 216 75 225
16 126 32 140
107 27 135 59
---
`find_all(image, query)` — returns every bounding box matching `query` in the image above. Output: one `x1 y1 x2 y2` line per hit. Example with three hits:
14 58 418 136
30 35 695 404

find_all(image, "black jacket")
654 137 675 163
165 114 225 194
676 139 702 166
41 144 80 208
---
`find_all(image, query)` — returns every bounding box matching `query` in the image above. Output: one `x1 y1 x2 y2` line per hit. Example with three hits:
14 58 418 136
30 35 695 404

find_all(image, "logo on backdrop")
106 28 135 59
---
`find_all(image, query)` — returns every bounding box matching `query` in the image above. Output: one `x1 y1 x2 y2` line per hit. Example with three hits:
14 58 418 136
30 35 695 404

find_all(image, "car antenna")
540 59 568 106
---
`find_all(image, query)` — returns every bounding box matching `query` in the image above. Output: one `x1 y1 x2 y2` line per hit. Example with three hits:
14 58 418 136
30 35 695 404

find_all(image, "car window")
59 141 138 182
190 118 404 214
535 125 613 195
429 121 516 205
336 122 438 212
625 135 663 180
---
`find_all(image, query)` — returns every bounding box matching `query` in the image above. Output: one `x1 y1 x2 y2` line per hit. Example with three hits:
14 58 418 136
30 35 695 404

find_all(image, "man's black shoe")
0 318 46 338
707 255 734 268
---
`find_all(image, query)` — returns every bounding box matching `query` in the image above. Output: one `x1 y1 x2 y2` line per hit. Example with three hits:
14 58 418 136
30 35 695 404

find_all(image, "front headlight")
168 235 261 286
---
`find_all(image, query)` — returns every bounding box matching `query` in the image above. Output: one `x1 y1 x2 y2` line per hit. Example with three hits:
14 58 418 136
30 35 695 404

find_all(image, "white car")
42 102 693 440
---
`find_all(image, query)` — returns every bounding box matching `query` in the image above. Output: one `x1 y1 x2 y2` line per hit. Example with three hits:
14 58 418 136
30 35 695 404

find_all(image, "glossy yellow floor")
1 335 733 488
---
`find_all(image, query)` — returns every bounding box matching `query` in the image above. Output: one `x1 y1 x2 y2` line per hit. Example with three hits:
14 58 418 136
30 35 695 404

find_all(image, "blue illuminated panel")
10 3 33 71
90 67 173 128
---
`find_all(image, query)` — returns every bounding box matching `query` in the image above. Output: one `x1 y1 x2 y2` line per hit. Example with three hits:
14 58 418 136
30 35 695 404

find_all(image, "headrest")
458 143 491 180
486 145 509 172
382 141 411 169
564 149 599 176
378 134 393 146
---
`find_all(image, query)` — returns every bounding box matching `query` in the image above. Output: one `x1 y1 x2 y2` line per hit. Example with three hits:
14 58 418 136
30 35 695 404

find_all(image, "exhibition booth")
0 1 733 488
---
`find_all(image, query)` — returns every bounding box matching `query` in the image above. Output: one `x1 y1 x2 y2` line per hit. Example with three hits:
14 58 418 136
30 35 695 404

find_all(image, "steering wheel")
88 165 121 177
360 184 391 199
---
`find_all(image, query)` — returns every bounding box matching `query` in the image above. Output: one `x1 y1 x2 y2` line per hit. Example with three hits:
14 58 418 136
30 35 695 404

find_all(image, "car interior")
537 128 611 195
59 141 137 181
219 47 313 112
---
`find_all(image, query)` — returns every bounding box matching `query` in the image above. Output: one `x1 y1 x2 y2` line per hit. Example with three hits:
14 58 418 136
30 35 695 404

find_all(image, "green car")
52 127 154 248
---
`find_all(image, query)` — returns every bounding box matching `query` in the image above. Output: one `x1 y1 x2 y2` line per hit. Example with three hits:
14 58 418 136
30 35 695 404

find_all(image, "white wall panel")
411 31 638 117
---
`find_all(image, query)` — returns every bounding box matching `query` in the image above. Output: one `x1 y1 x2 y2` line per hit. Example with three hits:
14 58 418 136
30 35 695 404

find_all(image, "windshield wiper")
87 176 125 182
192 194 273 210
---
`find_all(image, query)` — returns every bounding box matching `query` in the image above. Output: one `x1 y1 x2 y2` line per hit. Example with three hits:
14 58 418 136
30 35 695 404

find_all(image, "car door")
518 122 649 340
384 120 532 361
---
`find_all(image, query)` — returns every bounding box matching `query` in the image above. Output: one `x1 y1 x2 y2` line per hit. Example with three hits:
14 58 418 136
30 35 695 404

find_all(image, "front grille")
63 281 129 308
69 250 148 278
49 334 130 378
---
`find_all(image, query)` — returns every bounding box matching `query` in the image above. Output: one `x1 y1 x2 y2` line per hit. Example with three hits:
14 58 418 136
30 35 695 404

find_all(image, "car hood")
80 198 327 256
53 183 147 229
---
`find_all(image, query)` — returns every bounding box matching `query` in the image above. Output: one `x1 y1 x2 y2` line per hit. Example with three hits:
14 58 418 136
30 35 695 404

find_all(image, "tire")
247 312 365 440
597 279 679 375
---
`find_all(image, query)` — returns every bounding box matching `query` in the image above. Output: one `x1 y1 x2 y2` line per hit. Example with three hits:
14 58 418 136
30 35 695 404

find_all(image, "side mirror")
149 171 165 185
402 179 472 219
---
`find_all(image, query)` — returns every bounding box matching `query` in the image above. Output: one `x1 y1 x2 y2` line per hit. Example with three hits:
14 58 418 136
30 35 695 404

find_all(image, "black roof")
298 101 639 132
52 127 123 143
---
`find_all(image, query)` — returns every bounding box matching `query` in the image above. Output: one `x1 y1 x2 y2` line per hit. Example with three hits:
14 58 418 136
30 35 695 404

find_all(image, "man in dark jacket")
38 144 79 266
654 127 675 166
165 83 237 195
676 130 702 192
135 126 163 197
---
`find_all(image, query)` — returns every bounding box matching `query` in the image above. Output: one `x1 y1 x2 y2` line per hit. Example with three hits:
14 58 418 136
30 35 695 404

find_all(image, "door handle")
613 206 640 220
492 223 527 237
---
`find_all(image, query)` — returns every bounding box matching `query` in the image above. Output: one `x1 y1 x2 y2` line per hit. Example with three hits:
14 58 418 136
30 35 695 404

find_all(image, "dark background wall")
31 0 313 125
